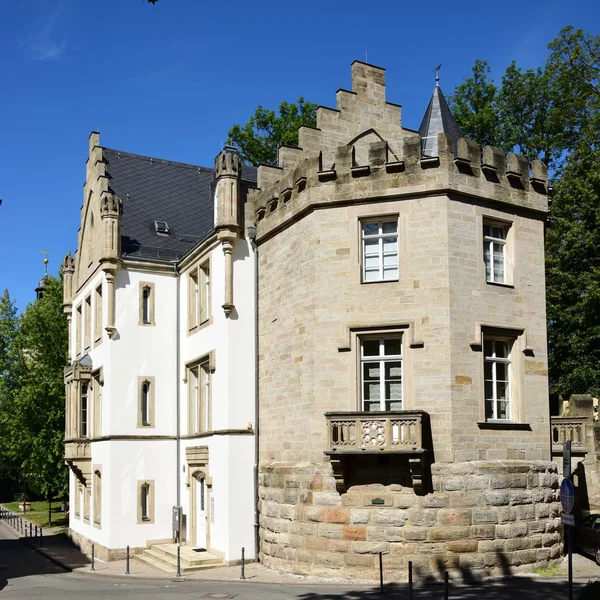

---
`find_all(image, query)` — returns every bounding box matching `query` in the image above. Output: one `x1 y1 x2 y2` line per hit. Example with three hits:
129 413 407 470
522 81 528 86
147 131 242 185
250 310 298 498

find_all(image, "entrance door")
195 475 207 549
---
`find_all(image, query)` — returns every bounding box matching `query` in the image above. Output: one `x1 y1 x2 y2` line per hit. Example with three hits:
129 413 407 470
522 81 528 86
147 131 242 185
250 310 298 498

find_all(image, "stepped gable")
102 148 256 262
250 62 549 243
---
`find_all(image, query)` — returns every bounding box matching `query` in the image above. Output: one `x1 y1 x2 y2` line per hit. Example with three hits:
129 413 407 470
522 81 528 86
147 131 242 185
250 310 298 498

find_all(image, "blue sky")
0 0 598 312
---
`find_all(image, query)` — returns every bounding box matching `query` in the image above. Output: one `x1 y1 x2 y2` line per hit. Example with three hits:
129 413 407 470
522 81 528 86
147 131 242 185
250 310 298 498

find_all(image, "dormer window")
154 221 170 235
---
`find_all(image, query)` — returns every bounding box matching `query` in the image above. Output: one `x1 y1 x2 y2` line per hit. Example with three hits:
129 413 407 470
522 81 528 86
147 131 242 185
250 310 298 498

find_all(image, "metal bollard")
379 551 384 593
240 547 246 580
39 527 43 547
125 545 130 575
408 560 413 600
444 571 449 600
90 543 95 571
35 525 38 539
29 523 32 537
25 521 28 537
176 544 181 578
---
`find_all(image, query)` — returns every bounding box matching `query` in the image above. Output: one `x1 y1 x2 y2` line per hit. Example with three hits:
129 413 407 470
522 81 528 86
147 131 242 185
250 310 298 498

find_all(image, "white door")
196 476 207 549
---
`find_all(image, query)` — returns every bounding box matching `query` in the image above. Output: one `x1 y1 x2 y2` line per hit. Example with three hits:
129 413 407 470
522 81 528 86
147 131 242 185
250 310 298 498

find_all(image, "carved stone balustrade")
551 417 588 454
325 411 429 493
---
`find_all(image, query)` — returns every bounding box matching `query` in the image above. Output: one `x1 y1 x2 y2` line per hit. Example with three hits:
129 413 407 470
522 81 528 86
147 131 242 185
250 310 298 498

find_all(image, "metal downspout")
175 263 181 539
252 237 260 561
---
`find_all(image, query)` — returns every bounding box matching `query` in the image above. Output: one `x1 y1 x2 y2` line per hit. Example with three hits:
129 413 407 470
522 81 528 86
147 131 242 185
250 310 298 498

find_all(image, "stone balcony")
65 439 91 483
324 410 429 493
551 417 589 455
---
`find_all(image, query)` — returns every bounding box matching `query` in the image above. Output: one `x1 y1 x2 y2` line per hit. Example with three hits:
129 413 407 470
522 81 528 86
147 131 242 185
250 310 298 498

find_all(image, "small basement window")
155 221 170 235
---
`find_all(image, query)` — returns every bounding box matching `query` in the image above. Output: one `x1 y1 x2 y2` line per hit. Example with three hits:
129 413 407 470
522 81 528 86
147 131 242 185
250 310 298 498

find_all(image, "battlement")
252 131 548 240
251 62 548 241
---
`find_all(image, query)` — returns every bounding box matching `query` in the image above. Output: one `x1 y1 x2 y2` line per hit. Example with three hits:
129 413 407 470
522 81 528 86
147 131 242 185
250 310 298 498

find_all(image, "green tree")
227 98 317 166
0 277 68 523
449 60 503 149
546 143 600 397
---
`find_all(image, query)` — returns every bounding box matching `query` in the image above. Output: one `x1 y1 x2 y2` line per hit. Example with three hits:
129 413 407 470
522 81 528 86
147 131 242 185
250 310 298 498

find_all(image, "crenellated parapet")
250 62 548 243
252 131 548 242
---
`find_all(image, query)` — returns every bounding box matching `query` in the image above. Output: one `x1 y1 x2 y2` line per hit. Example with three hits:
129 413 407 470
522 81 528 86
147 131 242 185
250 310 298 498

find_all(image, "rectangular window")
80 383 89 437
83 483 90 523
84 295 91 350
92 373 102 438
484 337 512 421
137 376 155 428
188 362 211 434
483 222 508 284
94 285 103 344
75 481 81 518
76 304 82 356
361 337 402 411
188 262 211 331
93 470 102 528
362 220 399 282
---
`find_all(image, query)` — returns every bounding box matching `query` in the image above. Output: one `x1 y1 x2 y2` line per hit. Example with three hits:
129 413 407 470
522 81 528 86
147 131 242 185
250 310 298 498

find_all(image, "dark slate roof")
418 85 462 157
103 148 256 262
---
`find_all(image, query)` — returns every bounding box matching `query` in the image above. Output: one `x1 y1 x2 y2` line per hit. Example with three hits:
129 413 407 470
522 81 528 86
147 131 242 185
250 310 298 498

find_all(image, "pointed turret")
418 69 462 157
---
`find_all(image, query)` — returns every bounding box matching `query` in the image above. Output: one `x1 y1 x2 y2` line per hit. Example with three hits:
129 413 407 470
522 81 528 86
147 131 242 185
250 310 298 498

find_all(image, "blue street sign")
560 478 575 514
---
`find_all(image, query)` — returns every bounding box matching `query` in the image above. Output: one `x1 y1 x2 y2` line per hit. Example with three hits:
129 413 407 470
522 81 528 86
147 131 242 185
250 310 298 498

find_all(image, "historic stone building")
251 62 561 579
63 61 562 579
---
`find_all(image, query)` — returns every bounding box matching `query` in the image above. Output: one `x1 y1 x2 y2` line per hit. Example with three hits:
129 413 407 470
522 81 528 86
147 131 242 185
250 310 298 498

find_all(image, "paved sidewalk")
2 506 600 588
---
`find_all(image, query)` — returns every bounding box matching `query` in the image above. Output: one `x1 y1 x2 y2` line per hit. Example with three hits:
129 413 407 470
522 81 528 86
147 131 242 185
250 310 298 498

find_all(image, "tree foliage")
0 277 68 516
227 98 317 167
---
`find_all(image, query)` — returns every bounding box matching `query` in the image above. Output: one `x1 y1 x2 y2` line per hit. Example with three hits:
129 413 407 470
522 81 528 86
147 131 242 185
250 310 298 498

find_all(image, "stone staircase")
136 543 223 573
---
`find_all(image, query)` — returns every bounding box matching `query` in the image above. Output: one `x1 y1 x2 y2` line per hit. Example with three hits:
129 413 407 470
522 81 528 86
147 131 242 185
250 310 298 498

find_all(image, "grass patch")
533 564 563 576
2 501 68 528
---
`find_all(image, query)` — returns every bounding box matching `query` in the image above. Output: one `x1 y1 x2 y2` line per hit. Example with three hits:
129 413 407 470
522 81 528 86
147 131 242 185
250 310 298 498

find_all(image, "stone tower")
251 62 559 581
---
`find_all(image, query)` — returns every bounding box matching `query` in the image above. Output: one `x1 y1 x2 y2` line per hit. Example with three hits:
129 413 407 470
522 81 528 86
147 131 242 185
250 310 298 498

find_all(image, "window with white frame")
361 220 398 282
483 222 509 284
80 383 89 437
361 337 402 411
484 337 511 420
188 262 211 330
188 362 211 434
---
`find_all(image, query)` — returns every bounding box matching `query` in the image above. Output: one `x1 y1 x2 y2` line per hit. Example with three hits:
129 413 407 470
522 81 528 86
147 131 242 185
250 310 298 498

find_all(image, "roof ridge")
103 147 214 173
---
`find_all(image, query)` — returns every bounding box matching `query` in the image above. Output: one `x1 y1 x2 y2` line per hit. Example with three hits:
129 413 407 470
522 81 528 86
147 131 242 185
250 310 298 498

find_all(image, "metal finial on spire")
434 64 442 87
42 250 49 275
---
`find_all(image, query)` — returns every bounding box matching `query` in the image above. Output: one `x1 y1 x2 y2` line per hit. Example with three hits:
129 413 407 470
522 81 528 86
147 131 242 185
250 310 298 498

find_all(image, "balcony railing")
325 411 425 453
551 417 588 454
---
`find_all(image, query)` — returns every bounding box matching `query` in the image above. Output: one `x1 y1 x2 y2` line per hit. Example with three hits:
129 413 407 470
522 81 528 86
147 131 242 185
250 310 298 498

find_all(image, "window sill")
477 421 531 431
485 281 515 289
361 279 399 285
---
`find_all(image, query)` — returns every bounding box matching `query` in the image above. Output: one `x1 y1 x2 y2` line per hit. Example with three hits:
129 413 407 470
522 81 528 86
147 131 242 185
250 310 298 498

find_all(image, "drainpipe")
249 227 259 561
174 263 181 540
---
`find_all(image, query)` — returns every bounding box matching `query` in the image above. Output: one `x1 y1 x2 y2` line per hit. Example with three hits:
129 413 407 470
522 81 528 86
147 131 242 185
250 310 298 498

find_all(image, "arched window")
141 381 150 426
141 483 150 521
142 288 150 324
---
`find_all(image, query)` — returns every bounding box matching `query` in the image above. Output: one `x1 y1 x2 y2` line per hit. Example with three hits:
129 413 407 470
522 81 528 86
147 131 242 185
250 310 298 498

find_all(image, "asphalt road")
0 523 594 599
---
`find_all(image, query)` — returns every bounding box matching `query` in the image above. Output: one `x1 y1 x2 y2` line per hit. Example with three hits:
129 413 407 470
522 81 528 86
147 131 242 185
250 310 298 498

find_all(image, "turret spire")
418 70 461 158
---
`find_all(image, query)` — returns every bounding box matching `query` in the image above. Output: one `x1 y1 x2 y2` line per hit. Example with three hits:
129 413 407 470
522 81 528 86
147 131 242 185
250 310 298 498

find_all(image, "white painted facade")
65 143 257 563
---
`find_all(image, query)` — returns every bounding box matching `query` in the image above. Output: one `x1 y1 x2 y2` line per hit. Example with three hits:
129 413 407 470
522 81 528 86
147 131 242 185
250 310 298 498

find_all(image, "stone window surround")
74 480 81 518
82 480 91 524
75 303 82 357
84 294 92 351
137 479 155 524
138 281 156 327
184 351 216 435
94 283 103 346
360 217 399 283
137 376 156 428
93 466 102 529
80 381 90 438
480 214 515 288
91 368 103 438
471 323 529 426
338 323 416 412
187 256 213 335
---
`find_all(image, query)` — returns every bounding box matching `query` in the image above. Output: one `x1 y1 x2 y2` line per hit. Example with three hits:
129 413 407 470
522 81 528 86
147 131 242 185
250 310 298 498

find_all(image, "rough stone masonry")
250 61 559 581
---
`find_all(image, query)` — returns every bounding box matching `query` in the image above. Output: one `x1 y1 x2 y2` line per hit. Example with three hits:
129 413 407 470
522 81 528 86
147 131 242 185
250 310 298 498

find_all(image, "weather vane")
434 64 442 87
41 250 49 275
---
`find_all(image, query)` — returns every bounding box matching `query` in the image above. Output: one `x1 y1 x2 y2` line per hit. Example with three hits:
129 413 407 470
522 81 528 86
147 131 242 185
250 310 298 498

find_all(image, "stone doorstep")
135 544 223 573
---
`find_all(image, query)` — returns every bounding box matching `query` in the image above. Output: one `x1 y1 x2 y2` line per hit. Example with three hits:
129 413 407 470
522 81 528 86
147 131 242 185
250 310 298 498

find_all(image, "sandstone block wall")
259 460 562 581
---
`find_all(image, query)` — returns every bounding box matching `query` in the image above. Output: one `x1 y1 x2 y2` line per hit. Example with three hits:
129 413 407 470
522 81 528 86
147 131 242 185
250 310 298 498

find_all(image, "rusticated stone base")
258 459 562 581
68 529 144 562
